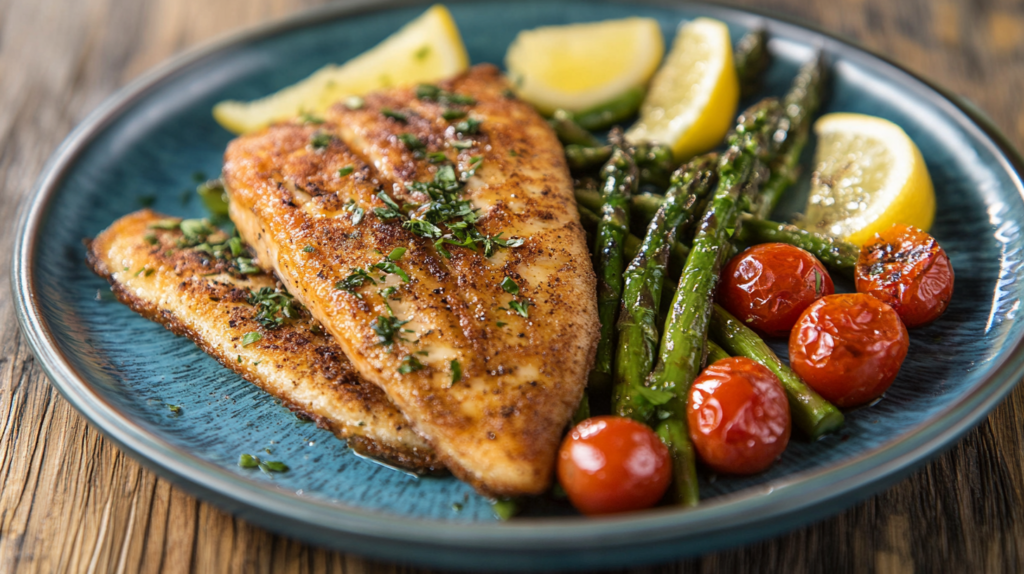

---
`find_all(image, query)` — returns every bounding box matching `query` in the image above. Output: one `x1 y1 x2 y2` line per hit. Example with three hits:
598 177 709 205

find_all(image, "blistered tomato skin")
687 357 791 475
789 293 910 408
855 224 953 328
557 416 672 516
718 243 835 337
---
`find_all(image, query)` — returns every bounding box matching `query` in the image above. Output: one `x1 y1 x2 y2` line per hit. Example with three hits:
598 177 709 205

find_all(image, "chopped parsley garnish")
149 219 180 230
496 321 507 328
441 108 466 121
381 108 408 122
398 354 425 374
299 112 325 124
450 139 474 150
239 453 289 473
241 331 262 346
450 359 462 386
427 151 448 163
500 277 519 295
508 300 531 318
372 259 410 282
167 404 182 414
343 199 365 224
387 247 407 260
398 133 426 157
143 233 158 245
415 84 476 106
196 178 229 217
179 218 215 245
310 132 333 149
455 117 482 135
303 245 315 253
337 166 354 177
235 258 261 275
247 287 301 329
371 315 410 347
344 96 364 110
373 191 403 220
335 268 377 297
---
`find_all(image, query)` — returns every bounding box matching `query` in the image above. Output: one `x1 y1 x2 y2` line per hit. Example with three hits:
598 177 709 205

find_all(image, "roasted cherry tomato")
687 357 790 475
718 243 835 337
789 293 909 408
557 416 671 515
855 223 954 328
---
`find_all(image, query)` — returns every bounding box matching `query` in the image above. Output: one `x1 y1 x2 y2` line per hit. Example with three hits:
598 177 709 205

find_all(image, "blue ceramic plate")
13 0 1024 570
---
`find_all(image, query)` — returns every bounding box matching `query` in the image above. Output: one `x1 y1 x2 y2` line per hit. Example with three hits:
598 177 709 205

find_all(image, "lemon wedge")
213 5 469 134
801 113 935 245
625 17 738 161
504 18 664 116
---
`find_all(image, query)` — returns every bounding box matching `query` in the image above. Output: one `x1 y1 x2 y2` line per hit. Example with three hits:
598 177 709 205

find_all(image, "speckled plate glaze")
13 0 1024 570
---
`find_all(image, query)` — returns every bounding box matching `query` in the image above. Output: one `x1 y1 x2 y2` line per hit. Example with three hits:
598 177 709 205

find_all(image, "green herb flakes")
303 245 315 253
239 453 289 473
143 233 158 245
500 277 519 295
450 359 462 386
238 453 260 468
335 268 376 297
455 117 482 135
372 315 410 347
441 108 466 121
387 247 407 260
247 287 301 329
167 404 182 414
398 133 426 157
337 166 354 177
299 112 325 124
310 132 333 149
381 108 408 122
398 354 425 374
508 300 530 318
242 331 262 346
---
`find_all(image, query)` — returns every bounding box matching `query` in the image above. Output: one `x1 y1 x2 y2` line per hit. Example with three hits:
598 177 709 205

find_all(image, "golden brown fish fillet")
86 209 443 473
224 64 599 496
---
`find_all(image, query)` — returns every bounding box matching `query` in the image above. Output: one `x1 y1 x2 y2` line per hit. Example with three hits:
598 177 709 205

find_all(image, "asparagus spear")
736 216 858 277
573 86 646 131
709 304 844 439
735 28 771 99
646 100 786 505
579 190 856 278
576 205 690 266
588 130 639 405
756 55 828 218
568 143 675 190
613 155 718 422
575 188 665 235
706 340 731 364
550 109 602 147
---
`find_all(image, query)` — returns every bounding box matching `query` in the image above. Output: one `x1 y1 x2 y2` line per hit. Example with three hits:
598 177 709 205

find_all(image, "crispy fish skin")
224 65 599 496
86 209 443 473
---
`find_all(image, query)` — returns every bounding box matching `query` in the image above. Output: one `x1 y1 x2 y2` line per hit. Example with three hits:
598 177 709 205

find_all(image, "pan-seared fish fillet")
86 209 443 473
224 64 599 496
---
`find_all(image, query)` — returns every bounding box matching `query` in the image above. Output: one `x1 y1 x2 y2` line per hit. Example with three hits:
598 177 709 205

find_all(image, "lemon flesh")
626 17 738 161
213 5 469 134
801 113 935 245
504 18 664 115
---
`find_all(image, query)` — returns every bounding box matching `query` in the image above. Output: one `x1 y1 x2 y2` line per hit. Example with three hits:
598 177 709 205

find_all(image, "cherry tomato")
557 416 671 515
718 243 835 337
789 293 909 408
687 357 790 475
855 224 954 328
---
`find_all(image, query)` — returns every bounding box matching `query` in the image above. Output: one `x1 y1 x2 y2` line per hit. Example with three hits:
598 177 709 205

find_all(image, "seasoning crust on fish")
224 64 599 496
86 209 443 473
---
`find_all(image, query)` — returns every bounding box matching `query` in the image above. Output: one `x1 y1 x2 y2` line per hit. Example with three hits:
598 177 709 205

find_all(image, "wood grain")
2 0 1023 571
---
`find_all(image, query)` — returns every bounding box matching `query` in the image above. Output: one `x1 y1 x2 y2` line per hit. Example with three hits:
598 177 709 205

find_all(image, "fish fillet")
224 64 599 496
86 209 443 473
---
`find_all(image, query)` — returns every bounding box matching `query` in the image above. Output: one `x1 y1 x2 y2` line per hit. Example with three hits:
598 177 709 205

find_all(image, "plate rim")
12 0 1024 565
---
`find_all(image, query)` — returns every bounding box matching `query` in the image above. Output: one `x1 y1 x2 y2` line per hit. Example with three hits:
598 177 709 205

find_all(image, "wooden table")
2 0 1023 571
